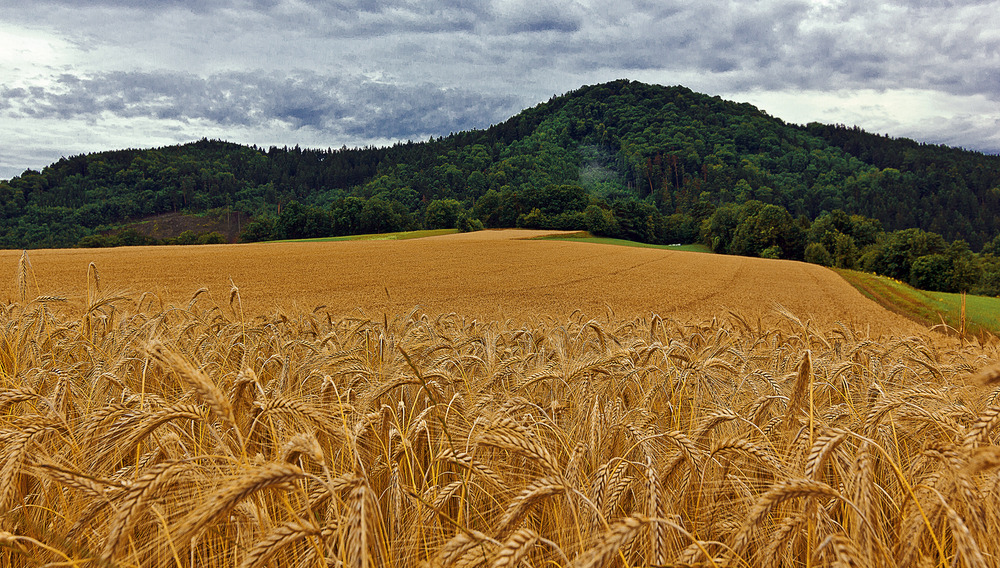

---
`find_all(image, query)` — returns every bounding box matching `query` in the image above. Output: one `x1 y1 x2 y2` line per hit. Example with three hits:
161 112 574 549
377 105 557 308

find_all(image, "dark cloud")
1 70 520 140
492 0 583 34
4 0 996 99
1 0 999 177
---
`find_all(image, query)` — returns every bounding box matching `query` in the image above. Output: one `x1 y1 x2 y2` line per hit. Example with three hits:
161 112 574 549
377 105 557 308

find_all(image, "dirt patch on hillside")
1 229 928 336
125 211 249 242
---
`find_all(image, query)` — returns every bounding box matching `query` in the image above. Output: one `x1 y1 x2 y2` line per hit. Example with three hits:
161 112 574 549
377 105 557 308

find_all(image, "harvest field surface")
2 229 922 335
4 229 1000 568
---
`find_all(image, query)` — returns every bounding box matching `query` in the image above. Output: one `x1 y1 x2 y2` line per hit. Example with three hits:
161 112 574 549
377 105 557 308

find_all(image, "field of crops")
2 231 999 567
0 230 923 334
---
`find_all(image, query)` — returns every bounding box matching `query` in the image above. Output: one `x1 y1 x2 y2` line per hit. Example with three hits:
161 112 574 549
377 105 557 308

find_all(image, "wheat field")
0 230 925 333
3 248 1000 567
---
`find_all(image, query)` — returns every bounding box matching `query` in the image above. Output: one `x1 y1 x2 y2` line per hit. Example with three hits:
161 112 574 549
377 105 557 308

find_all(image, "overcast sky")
1 0 998 180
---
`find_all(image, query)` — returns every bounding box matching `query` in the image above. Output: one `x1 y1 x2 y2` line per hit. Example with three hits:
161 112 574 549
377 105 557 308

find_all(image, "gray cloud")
4 0 996 98
1 0 999 177
1 70 520 140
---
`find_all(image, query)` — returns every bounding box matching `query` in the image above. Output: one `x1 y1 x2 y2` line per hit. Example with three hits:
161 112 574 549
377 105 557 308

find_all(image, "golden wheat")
0 285 998 567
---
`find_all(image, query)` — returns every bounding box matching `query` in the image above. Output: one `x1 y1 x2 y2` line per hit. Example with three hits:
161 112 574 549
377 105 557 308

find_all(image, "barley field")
2 232 999 567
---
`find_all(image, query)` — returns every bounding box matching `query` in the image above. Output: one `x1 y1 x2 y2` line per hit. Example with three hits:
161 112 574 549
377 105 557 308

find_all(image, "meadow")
1 231 998 567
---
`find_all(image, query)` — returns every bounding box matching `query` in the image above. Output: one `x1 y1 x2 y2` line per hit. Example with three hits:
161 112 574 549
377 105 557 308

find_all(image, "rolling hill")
3 80 999 301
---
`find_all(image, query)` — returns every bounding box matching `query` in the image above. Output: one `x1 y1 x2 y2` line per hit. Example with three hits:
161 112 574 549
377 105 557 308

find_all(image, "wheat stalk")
571 515 648 568
496 476 565 535
173 462 306 547
102 459 190 561
239 519 322 568
489 527 539 568
730 478 843 560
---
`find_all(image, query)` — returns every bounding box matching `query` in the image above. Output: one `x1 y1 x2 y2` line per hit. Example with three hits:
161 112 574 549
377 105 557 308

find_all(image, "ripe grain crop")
2 264 1000 567
0 230 926 334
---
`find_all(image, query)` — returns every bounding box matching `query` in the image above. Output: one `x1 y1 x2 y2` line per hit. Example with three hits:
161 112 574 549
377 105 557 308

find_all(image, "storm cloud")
1 0 998 178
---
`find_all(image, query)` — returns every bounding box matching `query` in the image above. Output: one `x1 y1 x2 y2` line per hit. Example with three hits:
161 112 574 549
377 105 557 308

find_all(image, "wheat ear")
781 350 812 432
344 476 381 568
147 342 239 436
489 527 539 568
645 457 666 566
0 387 39 412
479 425 561 477
438 529 495 567
571 515 648 568
804 428 849 480
0 423 54 510
102 460 189 562
437 448 505 488
496 476 565 534
173 462 305 547
730 478 842 559
239 519 322 568
935 488 987 568
964 405 1000 450
816 533 864 568
16 250 29 303
29 456 120 497
761 514 806 568
711 437 785 474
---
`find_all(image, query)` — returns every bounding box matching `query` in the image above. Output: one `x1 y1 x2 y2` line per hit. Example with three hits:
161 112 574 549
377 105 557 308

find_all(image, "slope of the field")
1 229 925 334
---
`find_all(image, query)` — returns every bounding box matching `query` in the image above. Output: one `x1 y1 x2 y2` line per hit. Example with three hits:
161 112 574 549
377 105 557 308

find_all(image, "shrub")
760 245 782 259
456 212 485 233
804 242 833 266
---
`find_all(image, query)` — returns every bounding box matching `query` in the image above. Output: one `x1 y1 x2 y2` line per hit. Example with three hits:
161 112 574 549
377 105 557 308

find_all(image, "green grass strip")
537 232 712 253
835 268 1000 337
275 228 458 243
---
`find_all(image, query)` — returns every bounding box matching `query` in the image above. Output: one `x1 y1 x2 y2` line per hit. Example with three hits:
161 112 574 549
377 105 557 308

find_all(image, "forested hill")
3 79 1000 252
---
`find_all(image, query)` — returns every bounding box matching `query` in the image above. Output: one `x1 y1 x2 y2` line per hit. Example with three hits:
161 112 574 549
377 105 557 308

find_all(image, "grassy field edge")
538 230 1000 336
835 267 1000 337
534 231 713 252
273 228 459 243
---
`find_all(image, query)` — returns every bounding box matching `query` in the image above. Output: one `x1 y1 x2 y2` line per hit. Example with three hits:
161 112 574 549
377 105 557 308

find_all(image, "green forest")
3 80 1000 294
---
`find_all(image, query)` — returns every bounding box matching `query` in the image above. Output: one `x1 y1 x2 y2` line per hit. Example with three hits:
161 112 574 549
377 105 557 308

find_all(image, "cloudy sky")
1 0 998 180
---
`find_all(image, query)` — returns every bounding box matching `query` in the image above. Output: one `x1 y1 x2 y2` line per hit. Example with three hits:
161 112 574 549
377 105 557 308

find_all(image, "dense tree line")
2 80 999 293
697 201 1000 295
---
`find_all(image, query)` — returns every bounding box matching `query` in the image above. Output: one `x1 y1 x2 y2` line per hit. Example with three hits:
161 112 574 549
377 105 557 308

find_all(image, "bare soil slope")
126 211 249 242
1 229 925 334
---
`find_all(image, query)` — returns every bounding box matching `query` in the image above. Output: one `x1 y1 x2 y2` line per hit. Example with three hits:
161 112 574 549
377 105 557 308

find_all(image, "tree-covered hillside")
3 80 999 276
